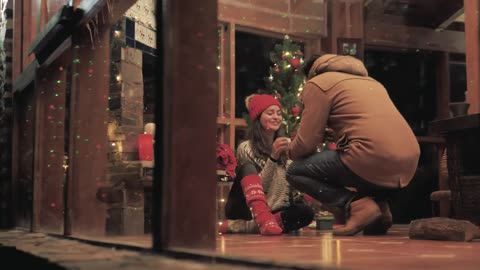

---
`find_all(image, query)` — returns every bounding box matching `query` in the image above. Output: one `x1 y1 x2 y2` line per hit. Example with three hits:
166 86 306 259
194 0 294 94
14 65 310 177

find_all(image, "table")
430 114 480 225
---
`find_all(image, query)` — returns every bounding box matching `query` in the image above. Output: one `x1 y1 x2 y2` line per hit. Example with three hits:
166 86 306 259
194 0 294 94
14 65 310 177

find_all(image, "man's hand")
271 137 290 160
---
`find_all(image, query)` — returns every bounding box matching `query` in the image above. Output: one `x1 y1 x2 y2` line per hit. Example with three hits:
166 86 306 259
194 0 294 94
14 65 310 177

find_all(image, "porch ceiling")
365 0 464 31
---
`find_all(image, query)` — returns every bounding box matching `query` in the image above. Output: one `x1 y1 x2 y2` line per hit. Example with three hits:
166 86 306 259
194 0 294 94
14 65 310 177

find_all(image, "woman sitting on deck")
220 94 314 236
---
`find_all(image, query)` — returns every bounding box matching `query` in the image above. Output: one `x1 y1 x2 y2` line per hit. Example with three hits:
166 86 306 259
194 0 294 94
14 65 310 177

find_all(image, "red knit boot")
241 175 282 236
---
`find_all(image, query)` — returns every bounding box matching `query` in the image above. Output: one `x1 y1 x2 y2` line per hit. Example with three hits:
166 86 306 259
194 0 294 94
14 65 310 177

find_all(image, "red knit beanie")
245 94 282 120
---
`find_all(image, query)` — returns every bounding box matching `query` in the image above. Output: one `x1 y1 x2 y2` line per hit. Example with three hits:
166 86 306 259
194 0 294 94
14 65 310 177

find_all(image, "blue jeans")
286 150 393 208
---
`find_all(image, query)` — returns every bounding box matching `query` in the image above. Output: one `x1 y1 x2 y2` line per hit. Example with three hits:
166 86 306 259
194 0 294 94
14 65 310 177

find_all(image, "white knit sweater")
236 140 292 212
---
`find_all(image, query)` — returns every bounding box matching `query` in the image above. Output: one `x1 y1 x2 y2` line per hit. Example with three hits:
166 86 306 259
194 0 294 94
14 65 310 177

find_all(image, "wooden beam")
67 22 111 236
227 23 236 149
464 0 480 114
365 22 466 53
216 117 247 127
218 25 226 144
11 84 36 229
154 0 218 251
33 55 69 235
290 0 307 12
218 0 326 36
322 0 363 54
218 25 225 119
436 8 464 32
231 24 316 42
435 52 450 120
416 136 446 144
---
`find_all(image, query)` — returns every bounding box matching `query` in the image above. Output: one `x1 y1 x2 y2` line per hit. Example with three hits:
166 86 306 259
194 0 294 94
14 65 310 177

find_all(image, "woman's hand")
271 137 290 160
324 127 335 142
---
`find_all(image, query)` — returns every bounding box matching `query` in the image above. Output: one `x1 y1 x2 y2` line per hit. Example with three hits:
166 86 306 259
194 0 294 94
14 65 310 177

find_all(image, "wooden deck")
217 225 480 270
71 225 480 270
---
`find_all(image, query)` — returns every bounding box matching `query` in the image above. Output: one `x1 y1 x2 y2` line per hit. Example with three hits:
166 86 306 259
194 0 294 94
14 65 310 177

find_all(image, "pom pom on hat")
245 94 282 120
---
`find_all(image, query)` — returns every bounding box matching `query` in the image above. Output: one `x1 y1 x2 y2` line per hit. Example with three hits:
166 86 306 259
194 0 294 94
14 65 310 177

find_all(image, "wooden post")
464 0 480 114
218 25 225 145
227 23 236 149
67 26 111 236
32 56 69 234
434 52 451 217
436 52 451 120
322 0 363 55
153 0 218 251
11 86 36 229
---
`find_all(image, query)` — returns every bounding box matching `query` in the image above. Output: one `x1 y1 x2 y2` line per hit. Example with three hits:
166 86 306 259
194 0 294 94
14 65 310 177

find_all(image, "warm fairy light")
217 66 221 70
220 198 225 202
218 221 223 225
116 74 122 82
114 30 122 37
111 142 116 146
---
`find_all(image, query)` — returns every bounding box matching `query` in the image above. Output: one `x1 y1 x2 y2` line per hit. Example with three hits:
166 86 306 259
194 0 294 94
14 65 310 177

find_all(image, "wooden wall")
218 0 326 36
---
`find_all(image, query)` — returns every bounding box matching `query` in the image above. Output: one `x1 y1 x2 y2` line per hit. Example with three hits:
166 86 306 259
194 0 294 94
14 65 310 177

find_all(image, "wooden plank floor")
70 225 480 270
216 225 480 270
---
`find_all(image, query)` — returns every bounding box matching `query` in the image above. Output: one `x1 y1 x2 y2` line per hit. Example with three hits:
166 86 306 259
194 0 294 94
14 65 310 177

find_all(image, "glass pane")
364 50 437 136
216 1 473 269
66 2 155 247
235 31 304 119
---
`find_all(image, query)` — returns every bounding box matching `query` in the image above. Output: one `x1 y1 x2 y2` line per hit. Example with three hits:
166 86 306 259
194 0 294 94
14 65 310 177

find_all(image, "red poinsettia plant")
216 143 237 178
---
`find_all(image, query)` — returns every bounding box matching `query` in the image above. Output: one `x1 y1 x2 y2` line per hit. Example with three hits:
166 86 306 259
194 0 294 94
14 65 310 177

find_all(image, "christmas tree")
263 35 305 136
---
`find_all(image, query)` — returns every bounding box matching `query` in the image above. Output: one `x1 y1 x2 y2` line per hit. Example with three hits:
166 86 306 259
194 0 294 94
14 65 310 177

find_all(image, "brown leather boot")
333 197 381 236
363 201 392 235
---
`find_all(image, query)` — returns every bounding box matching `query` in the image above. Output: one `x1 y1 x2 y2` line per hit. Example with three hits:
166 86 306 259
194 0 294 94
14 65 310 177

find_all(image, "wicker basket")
446 142 480 225
449 175 480 225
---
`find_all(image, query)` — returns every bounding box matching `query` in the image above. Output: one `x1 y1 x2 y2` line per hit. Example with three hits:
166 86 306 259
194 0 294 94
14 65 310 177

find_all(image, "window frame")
216 21 321 150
